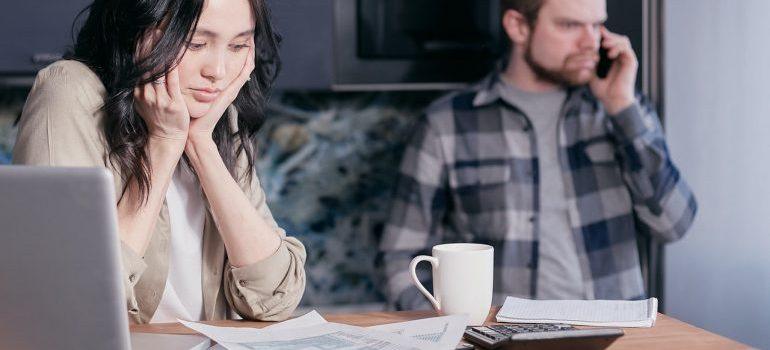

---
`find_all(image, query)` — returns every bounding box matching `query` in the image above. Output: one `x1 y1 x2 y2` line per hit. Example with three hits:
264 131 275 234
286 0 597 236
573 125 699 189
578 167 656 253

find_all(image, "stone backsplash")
0 88 26 163
0 88 441 307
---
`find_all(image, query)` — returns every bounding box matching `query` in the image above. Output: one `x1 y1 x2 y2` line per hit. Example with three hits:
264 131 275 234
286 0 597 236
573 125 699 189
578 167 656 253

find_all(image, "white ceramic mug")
409 243 493 325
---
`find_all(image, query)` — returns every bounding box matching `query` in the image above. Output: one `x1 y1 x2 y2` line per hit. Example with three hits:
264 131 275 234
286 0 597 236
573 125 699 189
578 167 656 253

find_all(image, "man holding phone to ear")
380 0 697 310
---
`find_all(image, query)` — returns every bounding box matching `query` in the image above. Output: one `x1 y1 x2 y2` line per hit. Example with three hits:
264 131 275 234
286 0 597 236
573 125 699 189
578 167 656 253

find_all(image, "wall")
664 1 770 348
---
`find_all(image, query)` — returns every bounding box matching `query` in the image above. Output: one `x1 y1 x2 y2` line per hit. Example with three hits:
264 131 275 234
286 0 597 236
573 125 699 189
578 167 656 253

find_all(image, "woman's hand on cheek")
133 67 190 145
187 46 255 144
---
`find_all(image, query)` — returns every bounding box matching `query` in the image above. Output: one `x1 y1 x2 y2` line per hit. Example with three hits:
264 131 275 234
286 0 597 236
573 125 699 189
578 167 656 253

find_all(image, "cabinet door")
268 0 334 90
0 0 92 73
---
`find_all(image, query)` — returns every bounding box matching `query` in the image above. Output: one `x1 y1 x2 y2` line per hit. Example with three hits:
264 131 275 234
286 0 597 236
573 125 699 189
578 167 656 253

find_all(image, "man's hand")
590 27 638 115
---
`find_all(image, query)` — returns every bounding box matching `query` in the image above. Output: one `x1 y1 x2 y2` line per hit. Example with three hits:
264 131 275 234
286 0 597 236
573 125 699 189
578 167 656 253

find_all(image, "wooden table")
131 308 751 349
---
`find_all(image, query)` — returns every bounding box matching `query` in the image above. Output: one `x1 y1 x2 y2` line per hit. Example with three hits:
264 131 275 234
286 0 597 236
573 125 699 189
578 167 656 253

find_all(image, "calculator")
463 323 624 349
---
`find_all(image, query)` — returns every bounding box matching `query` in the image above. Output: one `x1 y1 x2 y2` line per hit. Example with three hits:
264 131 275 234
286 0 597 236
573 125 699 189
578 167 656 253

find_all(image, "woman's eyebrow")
193 28 255 38
234 29 255 38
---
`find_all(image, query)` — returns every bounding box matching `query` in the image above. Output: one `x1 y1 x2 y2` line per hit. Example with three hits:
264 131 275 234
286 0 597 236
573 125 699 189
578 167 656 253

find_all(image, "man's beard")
523 40 597 87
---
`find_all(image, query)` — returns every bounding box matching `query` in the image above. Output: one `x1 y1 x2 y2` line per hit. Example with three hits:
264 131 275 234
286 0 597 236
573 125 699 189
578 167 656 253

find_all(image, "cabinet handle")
30 53 64 65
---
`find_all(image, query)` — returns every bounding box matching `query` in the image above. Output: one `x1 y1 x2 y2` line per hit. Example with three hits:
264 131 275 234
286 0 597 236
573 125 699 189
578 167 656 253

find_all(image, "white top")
151 162 206 323
499 81 584 300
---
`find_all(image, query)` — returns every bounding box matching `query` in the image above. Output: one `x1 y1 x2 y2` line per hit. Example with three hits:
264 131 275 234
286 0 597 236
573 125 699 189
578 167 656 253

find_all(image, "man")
380 0 697 310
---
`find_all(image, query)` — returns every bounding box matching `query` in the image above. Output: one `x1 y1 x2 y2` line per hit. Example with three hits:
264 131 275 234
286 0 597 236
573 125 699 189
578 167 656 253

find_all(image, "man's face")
523 0 607 86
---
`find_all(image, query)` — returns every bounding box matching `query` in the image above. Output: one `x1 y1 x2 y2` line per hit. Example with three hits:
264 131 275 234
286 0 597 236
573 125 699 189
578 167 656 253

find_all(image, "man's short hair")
501 0 545 25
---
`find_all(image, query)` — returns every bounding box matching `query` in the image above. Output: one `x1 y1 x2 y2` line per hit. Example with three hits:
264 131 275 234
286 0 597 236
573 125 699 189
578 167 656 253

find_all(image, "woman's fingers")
137 69 185 110
224 46 255 99
166 67 184 102
133 68 190 141
152 78 169 107
133 86 145 115
133 86 141 101
142 80 156 105
208 46 255 116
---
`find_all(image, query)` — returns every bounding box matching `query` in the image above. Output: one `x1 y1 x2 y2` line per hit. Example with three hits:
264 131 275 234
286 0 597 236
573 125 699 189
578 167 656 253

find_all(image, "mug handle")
409 255 441 311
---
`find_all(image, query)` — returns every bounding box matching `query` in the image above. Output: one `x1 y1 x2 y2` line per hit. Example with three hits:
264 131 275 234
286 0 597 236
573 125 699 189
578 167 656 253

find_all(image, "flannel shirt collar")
471 66 594 111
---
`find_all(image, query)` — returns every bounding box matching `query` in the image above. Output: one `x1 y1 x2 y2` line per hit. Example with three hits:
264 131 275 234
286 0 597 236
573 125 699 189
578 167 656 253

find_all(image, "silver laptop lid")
0 166 130 350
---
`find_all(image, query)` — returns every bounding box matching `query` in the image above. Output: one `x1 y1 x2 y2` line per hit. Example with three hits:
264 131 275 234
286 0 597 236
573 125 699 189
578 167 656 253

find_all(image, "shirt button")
239 280 248 287
529 216 536 222
128 274 136 283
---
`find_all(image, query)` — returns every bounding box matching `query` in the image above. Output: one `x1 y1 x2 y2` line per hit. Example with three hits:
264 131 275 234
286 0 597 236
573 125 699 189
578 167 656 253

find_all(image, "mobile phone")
596 40 613 79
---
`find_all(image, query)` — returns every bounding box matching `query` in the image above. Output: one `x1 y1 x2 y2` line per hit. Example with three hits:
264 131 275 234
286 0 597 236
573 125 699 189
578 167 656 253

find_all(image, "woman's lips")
190 88 220 103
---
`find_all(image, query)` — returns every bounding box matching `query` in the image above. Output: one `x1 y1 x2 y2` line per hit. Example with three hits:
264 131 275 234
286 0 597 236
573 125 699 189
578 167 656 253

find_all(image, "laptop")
0 166 130 350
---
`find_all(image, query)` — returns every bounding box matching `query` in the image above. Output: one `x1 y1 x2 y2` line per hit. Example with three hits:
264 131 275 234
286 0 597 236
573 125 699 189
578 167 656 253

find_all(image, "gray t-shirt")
499 80 585 300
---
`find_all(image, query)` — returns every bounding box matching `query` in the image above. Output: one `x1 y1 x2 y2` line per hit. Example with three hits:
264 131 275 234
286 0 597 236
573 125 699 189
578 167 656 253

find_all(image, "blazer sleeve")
223 166 307 321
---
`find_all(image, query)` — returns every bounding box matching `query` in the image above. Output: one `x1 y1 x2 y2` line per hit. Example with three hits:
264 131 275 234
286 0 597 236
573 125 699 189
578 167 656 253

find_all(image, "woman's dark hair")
71 0 280 202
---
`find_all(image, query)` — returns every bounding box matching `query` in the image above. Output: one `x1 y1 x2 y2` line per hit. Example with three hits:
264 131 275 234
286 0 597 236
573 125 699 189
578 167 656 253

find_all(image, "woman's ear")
502 9 531 46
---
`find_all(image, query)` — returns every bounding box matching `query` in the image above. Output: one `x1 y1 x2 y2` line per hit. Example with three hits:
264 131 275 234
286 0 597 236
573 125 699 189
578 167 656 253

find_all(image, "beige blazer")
12 60 306 323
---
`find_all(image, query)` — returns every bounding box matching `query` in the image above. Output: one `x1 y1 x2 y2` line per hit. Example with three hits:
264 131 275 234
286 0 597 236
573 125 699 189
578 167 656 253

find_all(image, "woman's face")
177 0 255 118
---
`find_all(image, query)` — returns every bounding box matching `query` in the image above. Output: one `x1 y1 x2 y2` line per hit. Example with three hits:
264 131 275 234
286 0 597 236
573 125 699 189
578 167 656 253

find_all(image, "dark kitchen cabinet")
0 0 92 75
0 0 651 94
0 0 333 90
267 0 335 90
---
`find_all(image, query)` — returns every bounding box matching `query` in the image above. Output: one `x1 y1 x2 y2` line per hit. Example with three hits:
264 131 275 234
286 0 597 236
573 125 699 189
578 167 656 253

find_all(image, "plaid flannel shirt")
380 73 697 310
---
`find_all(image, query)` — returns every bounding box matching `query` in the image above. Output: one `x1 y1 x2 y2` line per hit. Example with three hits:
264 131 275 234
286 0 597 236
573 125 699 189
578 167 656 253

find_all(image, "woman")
12 0 306 323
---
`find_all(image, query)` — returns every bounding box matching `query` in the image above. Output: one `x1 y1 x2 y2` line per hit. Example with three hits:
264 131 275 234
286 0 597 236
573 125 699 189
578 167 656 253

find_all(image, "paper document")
496 296 658 327
184 321 435 350
182 310 467 350
180 311 326 344
369 314 468 349
265 310 327 330
183 311 325 350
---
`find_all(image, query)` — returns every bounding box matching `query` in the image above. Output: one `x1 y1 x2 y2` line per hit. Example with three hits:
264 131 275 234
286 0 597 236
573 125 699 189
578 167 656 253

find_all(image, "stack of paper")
496 297 658 328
